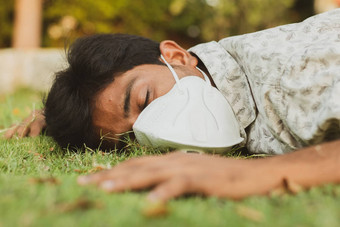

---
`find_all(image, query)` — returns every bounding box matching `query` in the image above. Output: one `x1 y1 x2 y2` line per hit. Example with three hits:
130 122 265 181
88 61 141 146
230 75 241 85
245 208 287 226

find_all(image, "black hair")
44 33 163 151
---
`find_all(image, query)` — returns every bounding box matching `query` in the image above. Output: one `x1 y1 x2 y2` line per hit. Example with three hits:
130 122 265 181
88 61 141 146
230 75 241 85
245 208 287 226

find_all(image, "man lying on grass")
5 9 340 201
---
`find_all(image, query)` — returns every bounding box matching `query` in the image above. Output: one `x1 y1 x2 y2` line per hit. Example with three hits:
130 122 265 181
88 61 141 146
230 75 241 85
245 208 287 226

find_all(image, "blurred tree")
13 0 43 48
0 0 316 48
42 0 208 47
0 0 14 47
293 0 314 19
315 0 340 13
201 0 297 41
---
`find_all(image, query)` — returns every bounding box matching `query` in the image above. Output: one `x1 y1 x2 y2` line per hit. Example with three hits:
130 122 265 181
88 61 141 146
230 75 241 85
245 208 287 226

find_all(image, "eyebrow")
124 77 137 118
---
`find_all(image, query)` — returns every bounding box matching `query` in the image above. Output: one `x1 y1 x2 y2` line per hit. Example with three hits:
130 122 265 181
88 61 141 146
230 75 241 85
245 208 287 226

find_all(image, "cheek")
130 113 140 128
156 79 175 98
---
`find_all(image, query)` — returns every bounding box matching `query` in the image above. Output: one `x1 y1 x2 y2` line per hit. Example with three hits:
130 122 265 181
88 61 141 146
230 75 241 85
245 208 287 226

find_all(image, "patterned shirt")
189 9 340 154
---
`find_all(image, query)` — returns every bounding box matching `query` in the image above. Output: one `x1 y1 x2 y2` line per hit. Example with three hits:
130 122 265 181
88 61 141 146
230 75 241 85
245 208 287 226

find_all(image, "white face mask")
132 55 243 153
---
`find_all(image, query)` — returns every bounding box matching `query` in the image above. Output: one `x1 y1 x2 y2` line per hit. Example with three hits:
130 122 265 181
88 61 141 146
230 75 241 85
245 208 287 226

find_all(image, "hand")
4 109 46 139
78 140 340 201
77 152 284 201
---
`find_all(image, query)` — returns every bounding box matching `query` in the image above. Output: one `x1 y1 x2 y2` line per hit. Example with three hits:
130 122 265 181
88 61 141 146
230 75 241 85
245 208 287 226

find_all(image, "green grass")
0 88 339 227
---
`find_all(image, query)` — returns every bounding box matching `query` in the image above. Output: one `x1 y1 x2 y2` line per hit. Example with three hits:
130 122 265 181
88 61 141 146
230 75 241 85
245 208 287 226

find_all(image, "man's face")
92 63 200 145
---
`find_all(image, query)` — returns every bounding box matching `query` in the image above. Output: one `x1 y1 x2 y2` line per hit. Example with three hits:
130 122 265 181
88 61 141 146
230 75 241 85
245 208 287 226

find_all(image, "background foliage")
0 0 14 47
0 0 314 48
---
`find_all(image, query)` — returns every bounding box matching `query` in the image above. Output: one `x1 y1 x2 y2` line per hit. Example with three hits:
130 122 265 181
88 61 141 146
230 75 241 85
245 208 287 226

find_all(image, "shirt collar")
189 41 256 133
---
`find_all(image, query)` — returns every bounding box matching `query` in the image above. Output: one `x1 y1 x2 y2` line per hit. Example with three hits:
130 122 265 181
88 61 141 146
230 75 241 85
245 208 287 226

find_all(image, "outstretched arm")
4 109 46 139
78 139 340 201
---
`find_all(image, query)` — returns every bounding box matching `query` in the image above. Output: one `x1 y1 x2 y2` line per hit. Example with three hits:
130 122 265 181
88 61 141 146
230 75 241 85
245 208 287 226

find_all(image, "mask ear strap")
196 67 212 86
161 55 211 87
160 55 182 89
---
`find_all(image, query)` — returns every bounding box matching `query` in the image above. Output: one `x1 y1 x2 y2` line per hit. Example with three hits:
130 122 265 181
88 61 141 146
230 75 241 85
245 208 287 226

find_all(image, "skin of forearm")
263 139 340 188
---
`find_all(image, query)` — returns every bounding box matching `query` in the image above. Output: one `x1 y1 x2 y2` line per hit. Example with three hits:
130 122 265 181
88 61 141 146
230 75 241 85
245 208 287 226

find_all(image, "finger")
77 169 115 185
77 156 162 185
16 124 31 138
147 176 194 202
4 125 19 139
98 165 176 192
99 175 162 193
28 122 44 137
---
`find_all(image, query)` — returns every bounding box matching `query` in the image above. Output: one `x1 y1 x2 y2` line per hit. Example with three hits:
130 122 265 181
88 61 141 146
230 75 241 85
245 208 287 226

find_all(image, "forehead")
92 74 132 138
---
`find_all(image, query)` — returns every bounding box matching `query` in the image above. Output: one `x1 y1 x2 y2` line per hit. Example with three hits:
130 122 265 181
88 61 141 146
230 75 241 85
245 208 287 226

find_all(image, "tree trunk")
314 0 340 13
12 0 43 49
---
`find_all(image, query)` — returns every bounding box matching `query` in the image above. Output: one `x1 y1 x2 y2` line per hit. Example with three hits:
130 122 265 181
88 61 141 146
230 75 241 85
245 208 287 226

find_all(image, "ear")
160 40 198 67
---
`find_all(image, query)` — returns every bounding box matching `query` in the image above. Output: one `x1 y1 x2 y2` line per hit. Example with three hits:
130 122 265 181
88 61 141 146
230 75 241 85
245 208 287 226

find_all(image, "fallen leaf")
236 205 264 222
29 177 60 185
56 197 103 213
88 166 106 173
270 178 304 196
283 178 303 194
142 201 169 217
33 152 45 160
74 169 86 173
12 108 20 115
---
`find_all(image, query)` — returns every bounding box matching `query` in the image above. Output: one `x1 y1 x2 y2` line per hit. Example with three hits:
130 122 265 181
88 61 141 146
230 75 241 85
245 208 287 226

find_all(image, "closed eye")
142 90 150 110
